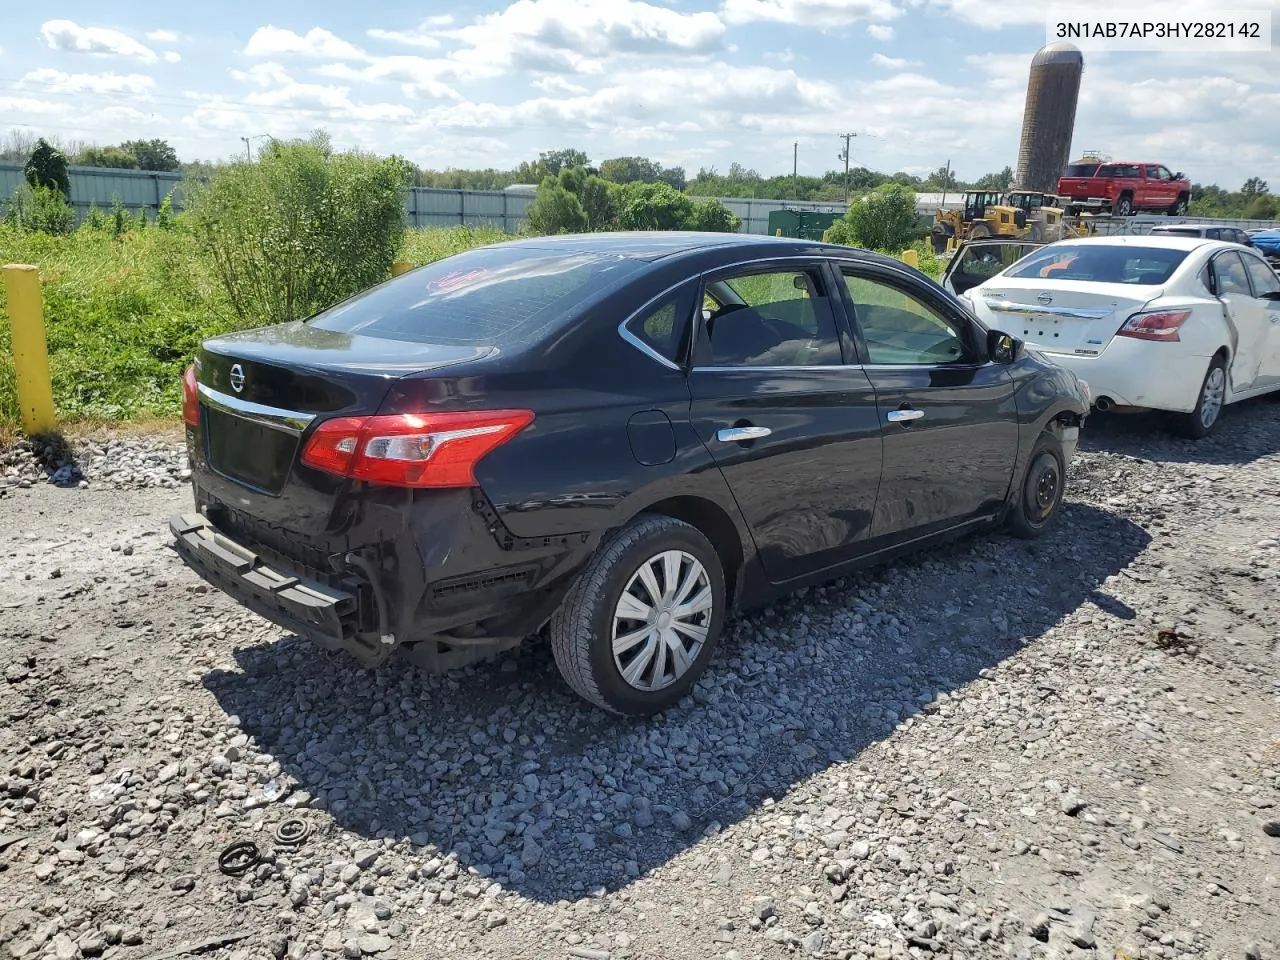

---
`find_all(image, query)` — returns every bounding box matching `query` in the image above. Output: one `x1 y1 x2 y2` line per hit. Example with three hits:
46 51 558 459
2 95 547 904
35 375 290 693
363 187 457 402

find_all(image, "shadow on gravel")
0 432 86 486
1080 395 1280 466
204 502 1150 904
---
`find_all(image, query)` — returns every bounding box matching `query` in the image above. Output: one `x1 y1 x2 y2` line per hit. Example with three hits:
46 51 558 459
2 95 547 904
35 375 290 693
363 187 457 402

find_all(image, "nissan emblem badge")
229 363 245 393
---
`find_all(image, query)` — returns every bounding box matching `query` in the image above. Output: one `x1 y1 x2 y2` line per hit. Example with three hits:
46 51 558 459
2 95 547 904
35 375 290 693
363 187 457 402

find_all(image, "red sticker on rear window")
428 269 487 291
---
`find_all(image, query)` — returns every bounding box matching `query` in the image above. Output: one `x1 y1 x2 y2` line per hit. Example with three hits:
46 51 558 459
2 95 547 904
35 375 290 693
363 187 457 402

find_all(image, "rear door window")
309 246 646 345
698 267 843 367
1214 252 1252 295
625 290 694 365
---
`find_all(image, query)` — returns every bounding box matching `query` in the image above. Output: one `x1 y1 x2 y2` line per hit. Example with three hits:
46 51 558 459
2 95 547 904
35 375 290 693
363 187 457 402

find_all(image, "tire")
968 221 992 239
1006 433 1067 539
1170 195 1189 216
1115 195 1135 217
1028 222 1045 242
549 515 727 716
1175 355 1228 439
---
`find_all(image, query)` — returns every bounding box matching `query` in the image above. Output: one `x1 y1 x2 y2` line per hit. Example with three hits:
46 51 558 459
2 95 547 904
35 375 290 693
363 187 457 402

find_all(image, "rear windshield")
308 245 645 345
1004 245 1189 285
1065 163 1098 177
1150 227 1203 237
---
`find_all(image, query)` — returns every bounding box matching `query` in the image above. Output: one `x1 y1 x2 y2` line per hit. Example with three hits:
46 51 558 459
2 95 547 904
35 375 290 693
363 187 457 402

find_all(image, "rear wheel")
1175 356 1227 439
550 515 726 715
1006 433 1066 539
968 221 992 239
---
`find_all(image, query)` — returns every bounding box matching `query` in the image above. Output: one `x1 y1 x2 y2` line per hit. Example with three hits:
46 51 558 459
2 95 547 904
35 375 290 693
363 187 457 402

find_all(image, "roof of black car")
494 231 843 262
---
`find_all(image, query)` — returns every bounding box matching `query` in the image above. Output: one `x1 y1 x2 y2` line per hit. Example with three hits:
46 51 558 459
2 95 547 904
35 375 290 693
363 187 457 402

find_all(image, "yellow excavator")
1003 191 1097 241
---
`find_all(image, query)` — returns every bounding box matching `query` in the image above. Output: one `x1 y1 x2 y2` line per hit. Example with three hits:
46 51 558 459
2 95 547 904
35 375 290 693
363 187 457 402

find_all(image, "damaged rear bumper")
168 513 388 664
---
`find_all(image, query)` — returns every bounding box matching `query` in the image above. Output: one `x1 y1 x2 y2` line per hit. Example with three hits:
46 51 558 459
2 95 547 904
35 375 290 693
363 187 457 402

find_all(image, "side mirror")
1174 172 1184 180
987 329 1021 364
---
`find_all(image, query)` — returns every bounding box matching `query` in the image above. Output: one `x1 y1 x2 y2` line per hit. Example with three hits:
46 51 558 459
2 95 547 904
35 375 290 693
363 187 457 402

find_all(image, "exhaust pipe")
1094 396 1115 412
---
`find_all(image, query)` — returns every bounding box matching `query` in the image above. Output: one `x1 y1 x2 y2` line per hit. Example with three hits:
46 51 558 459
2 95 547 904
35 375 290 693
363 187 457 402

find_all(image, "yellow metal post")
2 264 56 435
822 229 830 242
391 261 412 277
775 229 783 237
901 249 919 268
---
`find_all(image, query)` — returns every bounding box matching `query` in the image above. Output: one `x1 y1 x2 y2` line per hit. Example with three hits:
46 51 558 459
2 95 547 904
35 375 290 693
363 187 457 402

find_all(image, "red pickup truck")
1057 161 1191 217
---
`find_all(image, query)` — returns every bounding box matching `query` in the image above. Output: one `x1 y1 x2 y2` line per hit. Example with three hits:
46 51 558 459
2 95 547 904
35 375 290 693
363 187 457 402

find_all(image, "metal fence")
0 162 183 219
3 162 1275 234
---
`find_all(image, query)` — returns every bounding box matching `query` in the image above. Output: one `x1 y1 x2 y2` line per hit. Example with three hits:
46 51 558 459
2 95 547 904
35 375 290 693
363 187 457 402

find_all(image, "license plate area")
204 406 299 495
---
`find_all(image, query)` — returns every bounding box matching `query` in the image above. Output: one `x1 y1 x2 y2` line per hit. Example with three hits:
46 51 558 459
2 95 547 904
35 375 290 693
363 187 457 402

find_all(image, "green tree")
687 197 741 233
1241 177 1269 198
657 165 687 191
615 182 695 230
77 145 139 169
188 132 410 324
973 166 1014 191
538 148 590 177
599 156 661 184
526 179 588 234
828 184 919 252
122 138 180 171
1243 194 1279 220
23 138 71 199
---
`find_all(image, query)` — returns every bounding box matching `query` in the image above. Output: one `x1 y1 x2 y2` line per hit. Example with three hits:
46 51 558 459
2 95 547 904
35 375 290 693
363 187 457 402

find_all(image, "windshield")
1004 245 1190 285
309 245 645 345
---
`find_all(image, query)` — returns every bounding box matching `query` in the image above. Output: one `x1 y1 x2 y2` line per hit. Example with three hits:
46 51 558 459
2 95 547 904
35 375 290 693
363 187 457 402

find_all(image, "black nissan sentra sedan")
171 232 1089 715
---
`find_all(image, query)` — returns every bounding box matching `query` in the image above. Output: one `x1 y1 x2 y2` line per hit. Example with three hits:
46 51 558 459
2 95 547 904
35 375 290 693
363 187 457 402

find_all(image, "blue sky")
1 0 1277 188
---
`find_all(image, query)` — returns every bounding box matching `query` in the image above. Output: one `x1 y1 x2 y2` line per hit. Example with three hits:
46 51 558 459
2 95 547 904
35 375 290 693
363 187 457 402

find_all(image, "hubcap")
612 550 713 692
1200 367 1225 428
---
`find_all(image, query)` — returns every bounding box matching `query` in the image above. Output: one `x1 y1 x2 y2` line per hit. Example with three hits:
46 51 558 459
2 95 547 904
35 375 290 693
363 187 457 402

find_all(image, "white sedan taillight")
1117 309 1191 342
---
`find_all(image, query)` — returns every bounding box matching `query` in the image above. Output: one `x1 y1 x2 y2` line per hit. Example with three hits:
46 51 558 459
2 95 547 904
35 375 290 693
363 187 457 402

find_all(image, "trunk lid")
196 321 493 496
972 279 1160 357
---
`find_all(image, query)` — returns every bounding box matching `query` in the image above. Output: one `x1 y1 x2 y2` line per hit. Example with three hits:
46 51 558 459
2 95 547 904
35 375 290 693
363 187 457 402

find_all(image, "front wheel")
1170 195 1189 216
1006 434 1066 539
1115 195 1134 217
1175 356 1227 439
550 515 726 715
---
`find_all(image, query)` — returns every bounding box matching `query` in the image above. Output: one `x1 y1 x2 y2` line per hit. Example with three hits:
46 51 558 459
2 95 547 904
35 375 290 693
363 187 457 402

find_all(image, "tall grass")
0 222 507 430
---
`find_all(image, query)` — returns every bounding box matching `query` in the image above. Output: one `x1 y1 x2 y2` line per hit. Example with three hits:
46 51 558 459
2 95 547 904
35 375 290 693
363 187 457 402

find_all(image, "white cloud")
0 96 71 115
40 20 159 63
533 75 590 95
146 29 181 43
243 26 368 60
164 51 182 63
866 23 895 40
316 57 465 99
446 0 727 76
870 53 918 68
367 27 442 49
722 0 903 27
20 67 157 95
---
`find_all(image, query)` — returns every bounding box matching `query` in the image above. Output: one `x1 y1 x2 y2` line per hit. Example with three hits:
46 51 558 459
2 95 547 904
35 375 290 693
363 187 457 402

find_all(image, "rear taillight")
300 410 535 488
1117 309 1191 342
182 363 200 427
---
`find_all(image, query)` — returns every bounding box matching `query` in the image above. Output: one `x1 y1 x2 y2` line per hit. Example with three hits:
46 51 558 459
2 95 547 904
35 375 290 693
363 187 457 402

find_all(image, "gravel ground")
1 404 1278 960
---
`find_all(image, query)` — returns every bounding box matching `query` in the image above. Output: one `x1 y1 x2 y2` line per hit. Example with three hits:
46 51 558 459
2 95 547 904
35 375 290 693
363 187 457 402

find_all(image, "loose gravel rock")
2 402 1280 960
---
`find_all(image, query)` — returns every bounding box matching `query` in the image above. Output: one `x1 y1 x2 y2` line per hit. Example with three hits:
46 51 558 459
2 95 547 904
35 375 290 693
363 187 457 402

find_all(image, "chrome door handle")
716 426 772 442
886 409 925 423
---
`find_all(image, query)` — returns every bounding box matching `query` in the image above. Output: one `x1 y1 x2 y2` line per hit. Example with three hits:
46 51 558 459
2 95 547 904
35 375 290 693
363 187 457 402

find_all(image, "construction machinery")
931 191 1029 254
1003 190 1082 241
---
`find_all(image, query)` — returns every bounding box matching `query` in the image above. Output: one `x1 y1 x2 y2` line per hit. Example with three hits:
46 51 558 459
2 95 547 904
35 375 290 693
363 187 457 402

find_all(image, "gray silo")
1013 42 1084 193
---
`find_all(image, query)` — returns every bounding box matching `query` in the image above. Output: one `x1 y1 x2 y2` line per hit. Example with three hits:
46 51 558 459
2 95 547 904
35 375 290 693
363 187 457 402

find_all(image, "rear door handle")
886 409 925 423
716 426 772 442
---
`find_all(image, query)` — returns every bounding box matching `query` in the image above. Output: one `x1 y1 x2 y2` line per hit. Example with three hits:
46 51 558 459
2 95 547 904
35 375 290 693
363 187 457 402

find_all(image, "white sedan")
959 235 1280 437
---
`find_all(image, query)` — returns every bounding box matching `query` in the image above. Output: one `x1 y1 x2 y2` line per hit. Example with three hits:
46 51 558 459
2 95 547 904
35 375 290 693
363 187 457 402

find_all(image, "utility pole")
240 137 252 162
940 158 952 209
793 141 799 201
838 132 857 203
